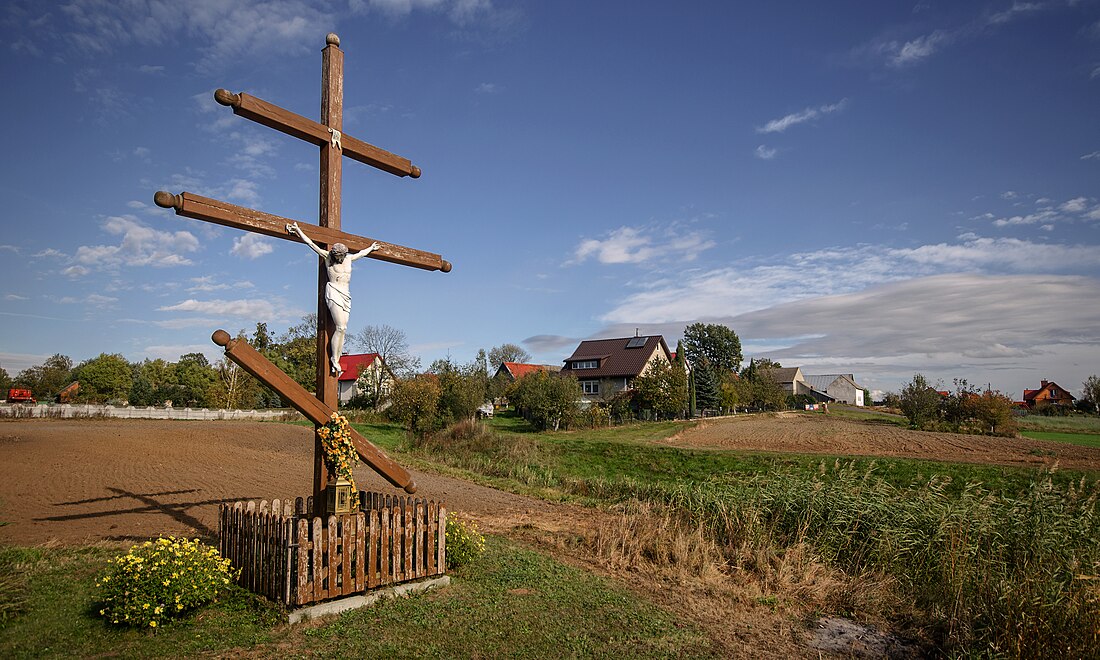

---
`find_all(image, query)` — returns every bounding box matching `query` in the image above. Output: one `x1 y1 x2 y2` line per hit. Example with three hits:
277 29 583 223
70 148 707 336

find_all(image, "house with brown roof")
1020 380 1075 410
560 335 673 403
337 353 392 404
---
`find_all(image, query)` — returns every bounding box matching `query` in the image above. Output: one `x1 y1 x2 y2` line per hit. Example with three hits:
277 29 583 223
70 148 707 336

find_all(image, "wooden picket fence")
218 492 446 606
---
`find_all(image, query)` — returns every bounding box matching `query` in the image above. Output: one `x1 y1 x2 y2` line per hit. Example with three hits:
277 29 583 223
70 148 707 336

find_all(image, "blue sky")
2 0 1099 399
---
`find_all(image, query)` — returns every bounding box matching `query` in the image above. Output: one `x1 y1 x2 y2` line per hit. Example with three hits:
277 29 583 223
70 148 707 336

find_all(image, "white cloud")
159 298 280 319
757 99 848 134
986 2 1041 26
72 215 199 271
1081 151 1100 160
1060 197 1088 214
754 145 778 160
599 236 1100 325
891 30 951 66
475 82 500 94
137 64 164 74
231 234 274 260
570 224 715 266
4 294 29 301
187 276 255 293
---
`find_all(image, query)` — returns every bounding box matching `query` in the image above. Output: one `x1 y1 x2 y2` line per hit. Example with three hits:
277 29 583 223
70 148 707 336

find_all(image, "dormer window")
573 360 598 369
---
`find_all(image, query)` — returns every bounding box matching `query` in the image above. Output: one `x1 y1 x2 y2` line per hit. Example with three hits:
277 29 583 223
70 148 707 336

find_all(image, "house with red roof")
560 335 673 402
337 353 392 405
1019 380 1075 411
494 362 561 382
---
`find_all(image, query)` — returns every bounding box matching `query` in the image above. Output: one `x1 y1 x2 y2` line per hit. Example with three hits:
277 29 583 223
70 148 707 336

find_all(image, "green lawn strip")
0 546 283 659
1020 430 1100 449
1 538 717 658
1016 415 1100 434
300 535 717 659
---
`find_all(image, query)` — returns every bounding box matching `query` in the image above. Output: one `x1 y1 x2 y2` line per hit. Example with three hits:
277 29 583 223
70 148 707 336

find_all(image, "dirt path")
0 419 584 546
664 413 1100 471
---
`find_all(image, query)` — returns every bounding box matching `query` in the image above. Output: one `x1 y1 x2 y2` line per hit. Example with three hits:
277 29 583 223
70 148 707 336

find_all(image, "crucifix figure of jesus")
286 221 380 375
153 33 450 507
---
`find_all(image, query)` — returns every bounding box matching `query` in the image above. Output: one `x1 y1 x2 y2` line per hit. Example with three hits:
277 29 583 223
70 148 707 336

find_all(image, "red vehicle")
7 388 36 404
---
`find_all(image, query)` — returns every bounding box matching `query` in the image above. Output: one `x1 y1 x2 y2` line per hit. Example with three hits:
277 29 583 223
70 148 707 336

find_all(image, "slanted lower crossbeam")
212 329 417 494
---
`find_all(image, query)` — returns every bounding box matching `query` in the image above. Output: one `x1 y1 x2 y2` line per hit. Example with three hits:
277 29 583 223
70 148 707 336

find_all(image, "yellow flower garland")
318 413 359 501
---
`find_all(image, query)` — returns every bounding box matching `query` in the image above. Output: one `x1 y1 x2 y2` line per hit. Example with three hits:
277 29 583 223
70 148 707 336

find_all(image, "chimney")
1041 380 1049 388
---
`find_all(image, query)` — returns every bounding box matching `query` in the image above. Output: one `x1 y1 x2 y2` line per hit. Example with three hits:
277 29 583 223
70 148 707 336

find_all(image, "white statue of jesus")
286 222 381 375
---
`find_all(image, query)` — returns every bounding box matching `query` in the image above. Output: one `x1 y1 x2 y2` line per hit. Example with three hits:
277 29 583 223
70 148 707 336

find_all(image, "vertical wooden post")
314 34 345 512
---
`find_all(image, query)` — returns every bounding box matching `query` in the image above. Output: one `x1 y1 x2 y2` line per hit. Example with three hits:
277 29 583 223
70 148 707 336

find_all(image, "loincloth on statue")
325 282 352 315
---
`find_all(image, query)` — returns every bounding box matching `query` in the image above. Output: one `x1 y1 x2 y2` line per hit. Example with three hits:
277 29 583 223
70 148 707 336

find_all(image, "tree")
353 324 421 409
0 365 11 393
750 366 787 411
428 358 486 425
900 374 942 429
1082 375 1100 415
970 389 1017 437
15 354 73 400
173 353 216 407
210 343 261 410
632 359 688 419
509 371 579 431
682 323 743 374
73 353 132 403
388 374 442 436
693 365 720 411
488 343 532 368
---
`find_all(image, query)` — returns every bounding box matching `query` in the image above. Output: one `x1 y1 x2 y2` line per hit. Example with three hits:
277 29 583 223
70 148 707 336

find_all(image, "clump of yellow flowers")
319 412 359 499
445 514 486 569
96 536 236 629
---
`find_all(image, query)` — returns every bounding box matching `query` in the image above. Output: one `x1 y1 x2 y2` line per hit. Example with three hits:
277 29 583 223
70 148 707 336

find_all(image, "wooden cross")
154 33 449 505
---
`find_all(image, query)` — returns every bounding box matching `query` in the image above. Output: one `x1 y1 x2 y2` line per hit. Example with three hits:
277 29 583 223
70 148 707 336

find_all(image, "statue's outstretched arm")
348 241 382 262
286 222 328 259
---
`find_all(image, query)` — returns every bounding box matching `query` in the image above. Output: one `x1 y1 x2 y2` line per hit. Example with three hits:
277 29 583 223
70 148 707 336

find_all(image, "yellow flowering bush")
96 537 236 628
445 515 486 569
319 413 359 499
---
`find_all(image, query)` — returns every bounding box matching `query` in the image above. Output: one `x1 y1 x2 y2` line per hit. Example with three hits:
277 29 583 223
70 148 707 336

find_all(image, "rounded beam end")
153 191 180 209
212 329 232 347
403 481 418 494
213 88 240 107
440 260 452 273
326 33 340 47
409 165 421 179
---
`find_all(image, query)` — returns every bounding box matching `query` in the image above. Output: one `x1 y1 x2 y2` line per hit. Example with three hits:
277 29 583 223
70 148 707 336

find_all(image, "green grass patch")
1017 414 1100 434
1020 430 1100 448
0 538 715 658
301 536 716 658
0 545 283 659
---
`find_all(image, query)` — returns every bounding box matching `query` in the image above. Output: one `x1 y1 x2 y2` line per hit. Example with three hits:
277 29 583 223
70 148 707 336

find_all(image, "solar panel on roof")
626 336 647 348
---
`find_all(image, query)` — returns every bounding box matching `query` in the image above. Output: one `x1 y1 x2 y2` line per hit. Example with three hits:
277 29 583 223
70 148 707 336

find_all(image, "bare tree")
488 343 532 368
351 324 421 409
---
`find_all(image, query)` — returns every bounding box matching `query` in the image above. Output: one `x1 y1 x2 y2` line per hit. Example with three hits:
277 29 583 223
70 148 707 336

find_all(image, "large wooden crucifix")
154 33 449 506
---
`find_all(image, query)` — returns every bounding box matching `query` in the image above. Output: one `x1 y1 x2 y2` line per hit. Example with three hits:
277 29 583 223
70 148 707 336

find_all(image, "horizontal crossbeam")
212 329 418 493
154 191 451 273
213 90 421 179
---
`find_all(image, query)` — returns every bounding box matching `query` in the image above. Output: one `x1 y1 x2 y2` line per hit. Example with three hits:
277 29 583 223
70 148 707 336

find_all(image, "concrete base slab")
287 575 451 624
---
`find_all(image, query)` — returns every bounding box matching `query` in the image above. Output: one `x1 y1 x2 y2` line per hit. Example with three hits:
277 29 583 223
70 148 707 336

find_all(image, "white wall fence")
0 403 300 421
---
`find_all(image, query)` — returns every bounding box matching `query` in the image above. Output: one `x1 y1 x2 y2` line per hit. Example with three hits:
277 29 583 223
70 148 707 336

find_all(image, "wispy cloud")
754 145 778 160
1082 151 1100 160
230 234 274 260
475 82 500 94
890 29 952 66
569 223 715 266
158 297 295 321
756 99 848 134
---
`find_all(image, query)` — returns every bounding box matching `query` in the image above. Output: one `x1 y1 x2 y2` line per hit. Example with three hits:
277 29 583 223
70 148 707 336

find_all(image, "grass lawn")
1020 430 1100 448
0 537 716 658
1016 414 1100 434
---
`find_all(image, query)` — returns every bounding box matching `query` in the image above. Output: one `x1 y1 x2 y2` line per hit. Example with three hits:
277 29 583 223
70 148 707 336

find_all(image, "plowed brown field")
662 412 1100 471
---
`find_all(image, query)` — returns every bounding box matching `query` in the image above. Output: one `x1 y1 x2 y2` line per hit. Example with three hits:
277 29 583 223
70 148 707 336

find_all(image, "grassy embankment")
1017 414 1100 448
389 411 1100 657
0 537 715 658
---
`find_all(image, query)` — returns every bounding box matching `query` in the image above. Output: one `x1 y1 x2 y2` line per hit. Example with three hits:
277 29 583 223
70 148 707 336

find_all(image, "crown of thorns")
331 243 348 255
